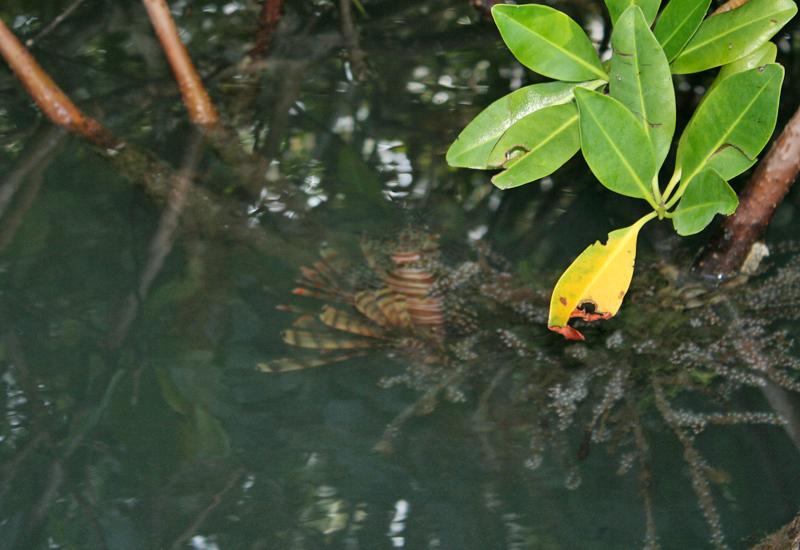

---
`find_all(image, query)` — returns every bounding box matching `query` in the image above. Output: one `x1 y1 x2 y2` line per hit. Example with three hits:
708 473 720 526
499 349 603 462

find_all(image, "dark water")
1 1 799 549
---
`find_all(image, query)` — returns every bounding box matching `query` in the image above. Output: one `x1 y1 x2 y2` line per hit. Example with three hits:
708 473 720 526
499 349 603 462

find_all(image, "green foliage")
670 0 797 74
489 102 581 189
605 0 662 25
491 5 607 81
674 64 783 197
609 6 675 168
447 81 589 169
446 0 795 339
653 0 711 61
672 170 738 235
574 88 656 202
710 40 777 89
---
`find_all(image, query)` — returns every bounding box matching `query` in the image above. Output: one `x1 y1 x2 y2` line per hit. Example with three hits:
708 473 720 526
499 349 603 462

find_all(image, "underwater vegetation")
267 228 800 549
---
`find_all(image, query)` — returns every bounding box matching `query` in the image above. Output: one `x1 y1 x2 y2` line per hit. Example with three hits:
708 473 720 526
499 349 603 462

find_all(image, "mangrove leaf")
653 0 711 61
610 6 676 168
604 0 662 25
672 170 738 235
548 214 653 340
492 4 607 81
574 87 656 202
676 64 783 194
446 81 599 169
670 0 797 74
489 103 580 189
715 41 778 83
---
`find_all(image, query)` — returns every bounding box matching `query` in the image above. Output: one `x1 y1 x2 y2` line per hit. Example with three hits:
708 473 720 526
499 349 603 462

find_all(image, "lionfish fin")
257 352 361 373
319 306 386 338
282 329 377 350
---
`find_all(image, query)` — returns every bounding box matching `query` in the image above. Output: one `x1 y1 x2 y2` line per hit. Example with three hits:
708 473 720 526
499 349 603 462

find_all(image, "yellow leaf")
547 213 655 340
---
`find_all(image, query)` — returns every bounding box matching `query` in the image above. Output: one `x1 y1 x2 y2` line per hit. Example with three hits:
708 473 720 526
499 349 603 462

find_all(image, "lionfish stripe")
312 260 345 290
282 330 376 350
354 291 391 326
292 314 321 328
385 278 434 296
292 287 352 304
319 306 386 338
391 251 422 264
375 288 411 327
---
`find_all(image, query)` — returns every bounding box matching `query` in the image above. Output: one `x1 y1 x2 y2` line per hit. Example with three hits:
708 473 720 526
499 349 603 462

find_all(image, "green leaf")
492 4 607 81
675 64 783 196
574 87 656 203
706 41 777 95
653 0 711 61
605 0 661 25
672 170 738 235
446 81 595 169
670 0 797 74
610 6 675 168
716 41 778 82
489 102 580 189
548 213 654 340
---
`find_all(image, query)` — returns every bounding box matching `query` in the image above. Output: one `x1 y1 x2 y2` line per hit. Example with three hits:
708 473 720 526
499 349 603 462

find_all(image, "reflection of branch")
721 299 800 453
261 60 309 160
338 0 368 81
108 129 205 348
26 0 89 47
0 161 46 252
169 468 243 550
0 21 303 261
0 126 63 219
628 398 660 550
373 367 464 455
0 432 47 503
697 106 800 278
654 382 726 550
141 0 219 126
29 459 65 535
251 0 285 58
71 487 110 550
0 127 65 251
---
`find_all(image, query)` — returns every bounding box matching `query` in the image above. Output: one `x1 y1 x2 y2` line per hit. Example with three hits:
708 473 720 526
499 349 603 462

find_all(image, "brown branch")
0 10 318 272
141 0 219 126
0 18 118 148
710 0 750 16
697 105 800 278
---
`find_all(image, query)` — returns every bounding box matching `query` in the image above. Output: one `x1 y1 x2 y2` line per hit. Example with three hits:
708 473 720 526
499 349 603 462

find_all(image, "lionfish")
259 230 461 373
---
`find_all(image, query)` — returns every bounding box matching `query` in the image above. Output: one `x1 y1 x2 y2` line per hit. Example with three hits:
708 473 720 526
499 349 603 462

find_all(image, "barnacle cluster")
265 231 800 549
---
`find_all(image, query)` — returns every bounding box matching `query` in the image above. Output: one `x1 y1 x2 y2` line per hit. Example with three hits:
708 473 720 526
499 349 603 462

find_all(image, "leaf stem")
650 175 662 205
661 167 683 205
